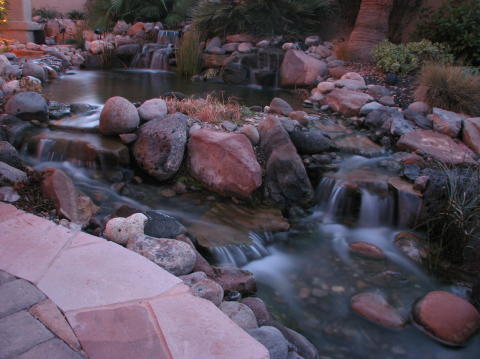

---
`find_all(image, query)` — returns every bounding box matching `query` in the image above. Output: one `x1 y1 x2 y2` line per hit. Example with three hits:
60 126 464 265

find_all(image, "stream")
30 70 480 359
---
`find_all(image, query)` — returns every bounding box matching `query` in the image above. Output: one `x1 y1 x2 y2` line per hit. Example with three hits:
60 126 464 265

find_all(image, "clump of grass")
67 10 86 20
165 95 242 124
33 7 62 19
415 64 480 116
176 29 203 77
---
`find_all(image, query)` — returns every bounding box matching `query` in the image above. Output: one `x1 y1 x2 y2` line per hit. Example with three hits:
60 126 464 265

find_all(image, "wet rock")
289 128 334 155
0 141 22 169
349 242 385 260
41 168 98 225
247 326 288 359
351 292 406 329
127 234 196 276
210 266 256 296
462 117 480 155
188 128 262 198
0 115 33 146
133 113 188 181
403 109 432 130
238 42 254 53
220 301 258 329
394 232 427 263
408 101 431 115
20 76 42 93
270 98 294 116
430 108 466 138
388 177 423 228
222 63 248 84
5 92 48 122
333 134 383 157
119 133 137 144
413 175 429 192
99 96 140 135
104 213 148 245
366 107 414 137
0 186 20 202
397 130 477 166
0 161 27 185
144 210 186 239
259 116 314 207
325 89 373 117
413 291 480 345
22 62 46 82
280 50 328 87
70 103 97 114
276 325 319 359
181 272 224 306
241 297 271 325
239 125 260 145
138 98 168 122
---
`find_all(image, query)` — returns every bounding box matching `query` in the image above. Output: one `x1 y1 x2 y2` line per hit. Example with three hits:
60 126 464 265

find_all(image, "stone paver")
0 311 54 359
150 293 270 359
0 203 23 223
0 213 74 283
29 300 81 351
67 303 170 359
68 231 107 249
0 271 15 286
0 279 45 318
13 338 84 359
37 241 182 312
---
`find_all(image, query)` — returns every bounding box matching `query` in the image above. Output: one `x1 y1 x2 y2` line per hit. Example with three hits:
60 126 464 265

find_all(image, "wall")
31 0 87 14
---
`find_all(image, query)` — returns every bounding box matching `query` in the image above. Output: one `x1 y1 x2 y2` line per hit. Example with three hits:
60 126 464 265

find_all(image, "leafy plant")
164 0 197 27
414 64 480 116
175 29 203 77
33 7 62 20
372 40 454 75
67 10 86 20
192 0 334 38
416 0 480 66
0 0 8 23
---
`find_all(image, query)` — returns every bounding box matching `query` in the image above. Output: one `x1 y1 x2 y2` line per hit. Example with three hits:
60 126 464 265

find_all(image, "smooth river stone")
351 292 406 329
349 242 385 260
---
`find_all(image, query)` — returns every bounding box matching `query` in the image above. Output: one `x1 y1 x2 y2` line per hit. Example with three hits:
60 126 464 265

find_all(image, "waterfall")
130 43 174 71
157 30 180 46
249 48 283 88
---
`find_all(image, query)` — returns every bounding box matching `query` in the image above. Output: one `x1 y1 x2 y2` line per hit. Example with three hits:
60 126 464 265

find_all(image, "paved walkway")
0 203 269 359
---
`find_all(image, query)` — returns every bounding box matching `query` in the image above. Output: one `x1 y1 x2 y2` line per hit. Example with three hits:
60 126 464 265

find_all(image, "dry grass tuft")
415 64 480 116
165 95 242 124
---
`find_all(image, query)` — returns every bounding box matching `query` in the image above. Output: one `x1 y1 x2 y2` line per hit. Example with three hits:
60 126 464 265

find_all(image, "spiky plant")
192 0 333 38
176 29 203 77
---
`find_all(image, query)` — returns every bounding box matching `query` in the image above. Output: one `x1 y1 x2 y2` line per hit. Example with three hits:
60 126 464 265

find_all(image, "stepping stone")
0 270 15 286
67 303 169 359
0 203 22 223
13 338 85 359
37 241 181 311
0 311 54 358
0 279 45 318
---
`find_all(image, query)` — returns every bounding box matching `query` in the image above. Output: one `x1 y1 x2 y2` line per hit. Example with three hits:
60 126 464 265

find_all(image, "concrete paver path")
0 203 269 359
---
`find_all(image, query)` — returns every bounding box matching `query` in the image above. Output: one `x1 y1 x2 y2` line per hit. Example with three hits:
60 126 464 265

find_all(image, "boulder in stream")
5 92 48 122
280 50 328 87
0 141 22 169
99 96 140 135
351 292 406 329
247 326 289 359
0 161 27 185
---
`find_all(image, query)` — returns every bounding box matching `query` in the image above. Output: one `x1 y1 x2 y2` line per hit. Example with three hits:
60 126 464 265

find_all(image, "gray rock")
138 98 168 122
239 125 260 145
99 96 140 135
380 96 395 106
408 101 431 115
247 326 289 359
289 128 334 154
5 92 48 122
367 85 391 99
365 107 415 137
241 297 271 325
133 113 188 181
191 279 224 306
22 62 46 82
0 115 33 146
144 210 186 239
360 101 383 116
0 161 27 185
0 141 22 169
270 98 294 116
1 64 22 80
127 234 196 276
104 213 148 246
403 109 432 129
0 279 46 318
0 186 20 202
220 301 258 330
279 326 319 359
430 107 465 138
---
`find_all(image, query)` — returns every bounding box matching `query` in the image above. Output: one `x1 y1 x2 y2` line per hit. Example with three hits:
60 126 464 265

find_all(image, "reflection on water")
43 70 298 107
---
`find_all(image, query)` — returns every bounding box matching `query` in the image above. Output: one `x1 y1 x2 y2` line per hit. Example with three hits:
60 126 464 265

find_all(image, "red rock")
349 242 385 260
329 66 349 79
29 299 81 351
127 22 145 37
226 34 255 43
325 88 374 117
280 50 328 87
413 291 480 345
210 266 256 296
351 293 406 329
188 129 262 198
430 108 466 138
462 117 480 155
397 130 477 166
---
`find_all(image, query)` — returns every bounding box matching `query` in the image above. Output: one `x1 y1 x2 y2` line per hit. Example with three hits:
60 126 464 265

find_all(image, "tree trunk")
347 0 394 61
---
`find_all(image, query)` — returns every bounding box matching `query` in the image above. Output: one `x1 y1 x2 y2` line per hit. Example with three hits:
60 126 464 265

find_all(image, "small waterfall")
250 48 283 88
157 30 180 47
130 43 174 71
358 189 395 227
150 45 174 70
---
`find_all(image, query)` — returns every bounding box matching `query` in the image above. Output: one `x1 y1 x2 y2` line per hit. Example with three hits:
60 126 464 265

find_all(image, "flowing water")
35 72 480 359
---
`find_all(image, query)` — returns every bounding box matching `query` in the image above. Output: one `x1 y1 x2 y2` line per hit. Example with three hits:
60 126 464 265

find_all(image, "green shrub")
416 0 480 66
414 64 480 116
164 0 197 27
33 7 62 19
0 0 8 23
67 10 86 20
176 29 203 77
192 0 333 38
372 40 454 75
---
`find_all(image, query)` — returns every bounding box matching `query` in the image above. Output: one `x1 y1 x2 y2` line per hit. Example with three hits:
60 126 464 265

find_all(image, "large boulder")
462 117 480 155
0 141 22 169
365 107 415 137
0 161 27 185
289 127 335 155
412 291 480 345
41 168 98 225
127 234 196 276
429 108 466 138
133 113 188 181
22 62 46 82
138 98 168 122
5 92 48 122
0 115 33 146
325 89 373 117
280 50 328 87
258 116 313 207
397 130 477 166
188 129 262 198
99 96 140 135
269 98 293 116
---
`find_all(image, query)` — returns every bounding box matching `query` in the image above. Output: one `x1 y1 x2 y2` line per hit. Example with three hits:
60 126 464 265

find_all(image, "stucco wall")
31 0 87 14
